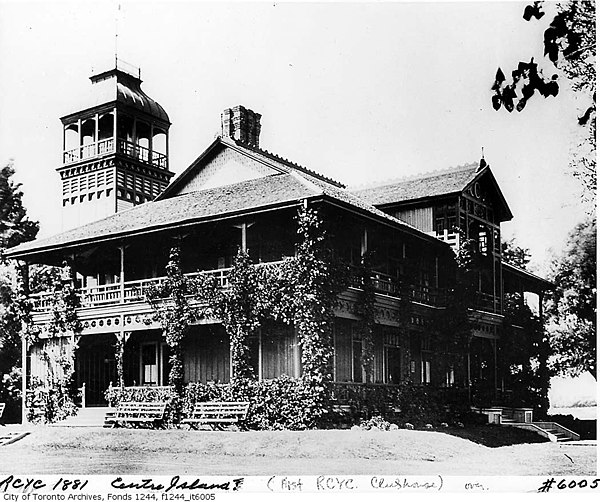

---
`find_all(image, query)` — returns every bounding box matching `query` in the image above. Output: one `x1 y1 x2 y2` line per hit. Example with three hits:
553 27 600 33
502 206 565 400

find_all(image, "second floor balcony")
28 262 448 316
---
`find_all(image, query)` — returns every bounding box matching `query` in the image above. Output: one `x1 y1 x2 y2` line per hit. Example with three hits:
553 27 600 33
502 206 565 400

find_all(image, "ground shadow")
436 424 548 448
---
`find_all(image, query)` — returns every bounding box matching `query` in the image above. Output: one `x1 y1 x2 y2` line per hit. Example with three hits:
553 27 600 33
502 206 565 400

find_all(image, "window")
445 365 455 386
422 359 431 384
384 346 402 384
478 230 488 254
447 216 457 233
435 218 445 236
352 340 363 383
141 343 158 385
140 342 170 386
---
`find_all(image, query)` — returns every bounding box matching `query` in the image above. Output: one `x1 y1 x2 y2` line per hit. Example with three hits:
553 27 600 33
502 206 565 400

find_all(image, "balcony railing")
29 261 503 315
29 262 283 312
349 270 446 307
63 137 168 169
474 291 501 313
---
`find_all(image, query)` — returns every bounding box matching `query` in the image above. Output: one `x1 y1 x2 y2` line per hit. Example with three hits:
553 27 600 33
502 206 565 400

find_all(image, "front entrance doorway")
75 334 117 406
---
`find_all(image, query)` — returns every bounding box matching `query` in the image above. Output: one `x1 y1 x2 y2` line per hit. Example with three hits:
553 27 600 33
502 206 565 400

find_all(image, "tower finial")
479 146 487 171
114 3 121 68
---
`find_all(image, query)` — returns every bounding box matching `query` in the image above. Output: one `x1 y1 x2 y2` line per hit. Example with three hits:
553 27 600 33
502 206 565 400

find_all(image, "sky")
0 0 592 274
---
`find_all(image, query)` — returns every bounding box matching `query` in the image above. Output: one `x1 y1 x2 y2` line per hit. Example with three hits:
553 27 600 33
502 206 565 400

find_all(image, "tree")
0 162 39 251
0 161 39 422
492 1 596 197
502 237 532 269
545 218 596 378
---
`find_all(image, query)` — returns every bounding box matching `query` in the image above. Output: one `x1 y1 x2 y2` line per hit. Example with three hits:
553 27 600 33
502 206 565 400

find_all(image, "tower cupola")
58 60 175 230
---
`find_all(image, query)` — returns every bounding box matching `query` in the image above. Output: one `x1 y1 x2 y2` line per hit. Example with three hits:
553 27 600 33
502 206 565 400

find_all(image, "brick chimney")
221 105 261 147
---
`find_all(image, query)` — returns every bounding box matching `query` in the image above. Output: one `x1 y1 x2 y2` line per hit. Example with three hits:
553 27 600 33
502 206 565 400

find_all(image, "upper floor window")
479 230 488 254
434 201 458 235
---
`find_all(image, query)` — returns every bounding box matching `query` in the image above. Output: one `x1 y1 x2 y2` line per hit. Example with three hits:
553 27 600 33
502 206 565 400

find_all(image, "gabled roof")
6 174 314 258
7 160 445 259
352 162 513 221
157 137 344 200
353 163 480 205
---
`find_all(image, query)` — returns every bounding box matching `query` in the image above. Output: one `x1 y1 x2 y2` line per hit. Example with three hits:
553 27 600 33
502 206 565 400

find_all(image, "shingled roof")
7 160 445 259
352 162 481 206
7 174 315 257
158 137 345 200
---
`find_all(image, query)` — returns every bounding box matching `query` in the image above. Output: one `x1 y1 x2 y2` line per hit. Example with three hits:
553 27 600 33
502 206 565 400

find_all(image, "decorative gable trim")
464 166 513 222
157 138 288 200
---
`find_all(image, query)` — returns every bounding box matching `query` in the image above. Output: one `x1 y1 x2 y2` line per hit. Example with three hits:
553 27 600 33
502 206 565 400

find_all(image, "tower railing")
63 137 168 170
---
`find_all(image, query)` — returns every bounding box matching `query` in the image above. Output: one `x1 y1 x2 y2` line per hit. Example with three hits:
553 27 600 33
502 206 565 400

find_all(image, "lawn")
0 425 595 476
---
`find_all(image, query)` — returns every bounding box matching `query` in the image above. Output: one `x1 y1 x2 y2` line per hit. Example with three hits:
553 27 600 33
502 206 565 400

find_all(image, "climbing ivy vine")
217 249 261 380
354 252 376 383
291 207 345 383
144 205 349 426
147 246 219 397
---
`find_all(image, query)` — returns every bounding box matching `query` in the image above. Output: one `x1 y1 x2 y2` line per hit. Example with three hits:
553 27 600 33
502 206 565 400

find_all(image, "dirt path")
0 426 595 476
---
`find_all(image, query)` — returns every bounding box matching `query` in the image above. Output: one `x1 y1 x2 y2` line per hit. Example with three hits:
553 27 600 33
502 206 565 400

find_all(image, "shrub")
26 377 78 424
105 376 326 430
359 415 395 431
334 383 470 427
0 367 22 423
184 376 323 430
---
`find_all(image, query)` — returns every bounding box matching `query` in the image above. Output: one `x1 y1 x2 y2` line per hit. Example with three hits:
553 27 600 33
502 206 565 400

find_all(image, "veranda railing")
29 261 284 312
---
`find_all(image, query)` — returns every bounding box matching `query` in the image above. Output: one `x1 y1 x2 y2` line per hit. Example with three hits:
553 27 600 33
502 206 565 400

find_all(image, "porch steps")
50 407 112 427
500 420 579 442
533 422 579 442
475 408 579 442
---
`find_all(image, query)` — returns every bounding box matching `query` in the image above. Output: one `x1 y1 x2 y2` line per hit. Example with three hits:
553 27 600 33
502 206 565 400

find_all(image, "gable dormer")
352 161 512 253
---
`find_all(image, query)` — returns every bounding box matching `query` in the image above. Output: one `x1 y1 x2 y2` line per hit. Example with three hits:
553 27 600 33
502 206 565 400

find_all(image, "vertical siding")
29 337 74 385
261 323 296 379
183 326 230 383
393 207 433 232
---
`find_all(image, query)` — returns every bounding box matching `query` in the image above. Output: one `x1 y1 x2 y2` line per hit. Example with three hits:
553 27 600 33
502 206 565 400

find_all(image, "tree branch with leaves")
492 1 596 198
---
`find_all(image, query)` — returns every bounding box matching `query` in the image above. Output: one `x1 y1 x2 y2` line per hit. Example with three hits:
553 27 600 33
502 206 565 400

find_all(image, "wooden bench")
182 401 250 430
106 401 167 429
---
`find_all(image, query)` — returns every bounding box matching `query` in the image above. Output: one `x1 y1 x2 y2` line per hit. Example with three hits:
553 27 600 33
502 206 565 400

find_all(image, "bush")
0 367 22 423
335 383 470 427
185 376 323 430
105 376 326 430
359 415 397 431
26 377 78 424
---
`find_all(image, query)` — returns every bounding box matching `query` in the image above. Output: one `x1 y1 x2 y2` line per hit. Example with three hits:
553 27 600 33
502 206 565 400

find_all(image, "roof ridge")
225 137 347 189
287 170 325 196
350 161 479 191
